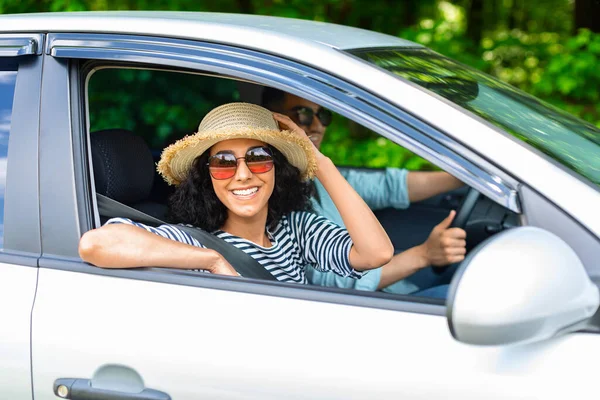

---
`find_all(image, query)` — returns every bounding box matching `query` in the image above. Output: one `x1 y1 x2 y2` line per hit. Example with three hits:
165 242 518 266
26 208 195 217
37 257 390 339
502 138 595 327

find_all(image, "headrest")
91 129 155 204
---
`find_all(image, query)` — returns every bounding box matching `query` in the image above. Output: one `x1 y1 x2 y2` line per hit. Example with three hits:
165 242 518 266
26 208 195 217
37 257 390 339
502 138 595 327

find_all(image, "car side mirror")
447 227 599 346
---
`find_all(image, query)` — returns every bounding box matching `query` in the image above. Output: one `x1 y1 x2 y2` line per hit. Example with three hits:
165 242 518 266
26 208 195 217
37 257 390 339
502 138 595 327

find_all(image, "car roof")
0 11 421 51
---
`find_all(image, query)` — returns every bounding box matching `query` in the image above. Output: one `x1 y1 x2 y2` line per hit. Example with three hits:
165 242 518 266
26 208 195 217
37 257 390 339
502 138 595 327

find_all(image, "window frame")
38 32 523 314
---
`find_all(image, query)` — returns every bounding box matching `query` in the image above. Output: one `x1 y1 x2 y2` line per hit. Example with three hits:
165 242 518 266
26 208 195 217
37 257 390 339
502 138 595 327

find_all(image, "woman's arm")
273 113 393 271
79 223 237 275
316 158 393 270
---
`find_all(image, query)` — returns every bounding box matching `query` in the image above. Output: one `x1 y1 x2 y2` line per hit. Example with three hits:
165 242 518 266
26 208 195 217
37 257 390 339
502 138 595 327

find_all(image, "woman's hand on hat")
272 113 324 160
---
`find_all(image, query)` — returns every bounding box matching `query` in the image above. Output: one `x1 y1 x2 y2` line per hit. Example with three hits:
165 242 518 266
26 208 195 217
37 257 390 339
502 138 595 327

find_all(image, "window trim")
0 34 44 57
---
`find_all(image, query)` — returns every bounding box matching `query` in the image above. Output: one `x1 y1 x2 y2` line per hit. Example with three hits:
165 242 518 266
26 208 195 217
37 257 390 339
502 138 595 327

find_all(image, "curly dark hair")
168 146 314 231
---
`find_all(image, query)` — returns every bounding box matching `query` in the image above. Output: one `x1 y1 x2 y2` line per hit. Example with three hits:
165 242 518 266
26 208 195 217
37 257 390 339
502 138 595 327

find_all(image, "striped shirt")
106 211 362 283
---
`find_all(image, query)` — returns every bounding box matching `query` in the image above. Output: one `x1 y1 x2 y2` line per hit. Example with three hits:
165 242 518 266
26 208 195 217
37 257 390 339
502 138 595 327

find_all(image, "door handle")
54 378 170 400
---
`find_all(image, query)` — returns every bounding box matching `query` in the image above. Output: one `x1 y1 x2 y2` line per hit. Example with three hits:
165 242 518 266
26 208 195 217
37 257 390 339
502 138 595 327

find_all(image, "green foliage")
531 29 600 126
320 118 437 170
400 4 487 70
2 0 598 170
401 5 600 132
88 69 239 149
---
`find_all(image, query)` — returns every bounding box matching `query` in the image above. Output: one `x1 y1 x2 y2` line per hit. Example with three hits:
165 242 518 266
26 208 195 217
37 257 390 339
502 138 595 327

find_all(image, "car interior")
85 64 521 293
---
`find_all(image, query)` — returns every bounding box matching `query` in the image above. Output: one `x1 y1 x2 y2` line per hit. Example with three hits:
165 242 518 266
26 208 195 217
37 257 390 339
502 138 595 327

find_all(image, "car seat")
91 129 168 221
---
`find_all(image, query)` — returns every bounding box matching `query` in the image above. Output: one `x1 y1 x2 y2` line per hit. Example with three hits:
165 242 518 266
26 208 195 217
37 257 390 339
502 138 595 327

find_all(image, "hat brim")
157 127 318 185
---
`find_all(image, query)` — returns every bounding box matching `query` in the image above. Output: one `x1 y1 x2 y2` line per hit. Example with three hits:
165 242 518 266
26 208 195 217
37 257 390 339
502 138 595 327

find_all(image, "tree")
465 0 484 44
575 0 600 33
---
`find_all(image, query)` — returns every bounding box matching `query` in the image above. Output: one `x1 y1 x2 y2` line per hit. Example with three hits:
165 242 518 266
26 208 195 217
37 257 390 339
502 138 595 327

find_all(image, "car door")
30 32 600 400
0 34 43 399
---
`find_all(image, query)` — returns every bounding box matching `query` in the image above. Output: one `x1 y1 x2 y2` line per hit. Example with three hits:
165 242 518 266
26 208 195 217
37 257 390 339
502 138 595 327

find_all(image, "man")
262 88 467 296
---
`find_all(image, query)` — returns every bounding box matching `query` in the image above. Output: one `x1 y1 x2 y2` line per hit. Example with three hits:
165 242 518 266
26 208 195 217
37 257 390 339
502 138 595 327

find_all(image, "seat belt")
96 194 277 281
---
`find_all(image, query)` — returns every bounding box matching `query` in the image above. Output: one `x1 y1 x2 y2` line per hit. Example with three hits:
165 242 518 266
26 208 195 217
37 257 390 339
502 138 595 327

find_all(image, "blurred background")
1 0 599 169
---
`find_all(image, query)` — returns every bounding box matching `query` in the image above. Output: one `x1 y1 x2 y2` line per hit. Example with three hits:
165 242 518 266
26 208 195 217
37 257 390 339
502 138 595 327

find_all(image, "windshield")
349 48 600 188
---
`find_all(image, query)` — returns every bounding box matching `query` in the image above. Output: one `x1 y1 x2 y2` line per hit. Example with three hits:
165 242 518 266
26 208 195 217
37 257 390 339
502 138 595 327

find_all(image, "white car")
1 11 599 400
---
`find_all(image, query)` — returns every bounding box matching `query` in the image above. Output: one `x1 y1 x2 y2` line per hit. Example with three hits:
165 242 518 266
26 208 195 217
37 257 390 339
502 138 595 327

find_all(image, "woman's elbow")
79 228 112 267
382 244 394 265
371 244 393 269
354 243 394 271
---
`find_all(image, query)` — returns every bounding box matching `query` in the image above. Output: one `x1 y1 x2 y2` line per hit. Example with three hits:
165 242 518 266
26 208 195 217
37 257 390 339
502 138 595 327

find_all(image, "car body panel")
31 267 600 400
0 11 418 51
0 41 43 400
0 263 37 400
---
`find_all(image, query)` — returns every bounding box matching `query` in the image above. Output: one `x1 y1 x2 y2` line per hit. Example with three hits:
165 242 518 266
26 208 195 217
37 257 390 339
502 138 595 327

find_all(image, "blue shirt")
307 167 412 291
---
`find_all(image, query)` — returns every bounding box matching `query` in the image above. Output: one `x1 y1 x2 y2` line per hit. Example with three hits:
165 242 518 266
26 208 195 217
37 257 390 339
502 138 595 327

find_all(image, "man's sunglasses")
289 106 333 127
207 146 274 180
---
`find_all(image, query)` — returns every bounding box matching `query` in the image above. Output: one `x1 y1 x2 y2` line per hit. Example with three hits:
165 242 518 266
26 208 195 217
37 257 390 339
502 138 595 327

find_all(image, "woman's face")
209 138 275 221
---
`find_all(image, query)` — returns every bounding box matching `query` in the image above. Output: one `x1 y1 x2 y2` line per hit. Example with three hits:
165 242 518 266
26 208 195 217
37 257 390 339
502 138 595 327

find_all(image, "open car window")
85 65 519 300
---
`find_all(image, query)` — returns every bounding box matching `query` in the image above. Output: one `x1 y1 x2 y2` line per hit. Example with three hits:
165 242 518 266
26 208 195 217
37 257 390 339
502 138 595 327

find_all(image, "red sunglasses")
207 146 274 180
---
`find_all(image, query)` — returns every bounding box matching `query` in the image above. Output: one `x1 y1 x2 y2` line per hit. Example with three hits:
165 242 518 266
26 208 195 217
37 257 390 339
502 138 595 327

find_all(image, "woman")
79 103 393 281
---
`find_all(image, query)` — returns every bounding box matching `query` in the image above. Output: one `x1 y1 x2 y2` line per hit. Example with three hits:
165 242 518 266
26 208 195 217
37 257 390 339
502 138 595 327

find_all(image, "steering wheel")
432 187 480 275
450 187 481 230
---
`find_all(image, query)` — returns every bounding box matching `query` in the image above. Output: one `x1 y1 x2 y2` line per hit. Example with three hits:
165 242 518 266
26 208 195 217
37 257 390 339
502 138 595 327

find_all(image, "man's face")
280 93 328 149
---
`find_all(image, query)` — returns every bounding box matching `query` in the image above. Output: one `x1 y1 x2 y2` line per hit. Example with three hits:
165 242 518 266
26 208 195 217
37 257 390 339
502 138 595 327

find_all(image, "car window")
350 48 600 188
87 67 244 207
88 68 240 152
85 65 518 301
0 59 18 248
321 113 436 172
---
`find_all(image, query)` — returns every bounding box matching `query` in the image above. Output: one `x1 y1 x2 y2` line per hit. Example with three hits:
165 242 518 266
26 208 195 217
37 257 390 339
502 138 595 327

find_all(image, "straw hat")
157 103 318 185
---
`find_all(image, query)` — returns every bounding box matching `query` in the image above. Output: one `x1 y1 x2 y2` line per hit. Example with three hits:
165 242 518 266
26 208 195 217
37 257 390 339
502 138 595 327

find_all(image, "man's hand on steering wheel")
421 210 467 266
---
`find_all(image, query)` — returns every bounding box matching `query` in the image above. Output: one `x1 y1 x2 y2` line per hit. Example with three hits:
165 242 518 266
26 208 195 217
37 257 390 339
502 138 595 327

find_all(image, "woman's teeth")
232 187 258 196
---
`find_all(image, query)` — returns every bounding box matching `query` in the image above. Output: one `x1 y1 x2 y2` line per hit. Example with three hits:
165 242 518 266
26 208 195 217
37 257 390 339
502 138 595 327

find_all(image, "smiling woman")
169 140 311 238
78 102 394 282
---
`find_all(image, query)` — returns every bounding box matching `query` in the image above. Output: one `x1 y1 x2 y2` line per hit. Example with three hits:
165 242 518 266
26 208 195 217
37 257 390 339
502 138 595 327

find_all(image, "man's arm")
341 168 409 210
406 171 463 203
377 211 466 289
342 169 462 210
78 223 237 275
